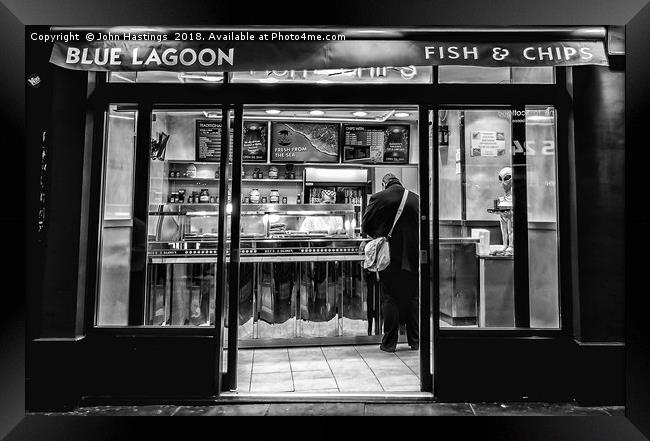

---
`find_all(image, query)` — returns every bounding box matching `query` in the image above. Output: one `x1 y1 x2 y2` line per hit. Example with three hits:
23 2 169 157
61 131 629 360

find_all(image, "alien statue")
492 166 513 256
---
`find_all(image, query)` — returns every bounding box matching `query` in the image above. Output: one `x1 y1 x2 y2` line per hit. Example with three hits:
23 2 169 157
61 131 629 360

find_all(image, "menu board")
270 122 339 163
343 124 410 164
242 121 267 162
195 120 233 162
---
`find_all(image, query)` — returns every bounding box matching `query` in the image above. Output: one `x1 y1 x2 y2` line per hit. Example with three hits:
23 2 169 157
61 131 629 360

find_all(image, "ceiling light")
259 77 279 83
178 73 222 82
352 111 368 117
395 112 410 118
202 111 219 118
265 109 281 115
309 110 325 116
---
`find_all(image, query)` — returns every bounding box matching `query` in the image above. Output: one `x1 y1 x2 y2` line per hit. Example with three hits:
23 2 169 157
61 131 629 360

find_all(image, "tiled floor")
236 344 421 393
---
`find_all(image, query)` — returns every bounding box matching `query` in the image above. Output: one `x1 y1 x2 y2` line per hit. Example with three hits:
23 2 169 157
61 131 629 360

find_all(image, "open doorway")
222 104 427 394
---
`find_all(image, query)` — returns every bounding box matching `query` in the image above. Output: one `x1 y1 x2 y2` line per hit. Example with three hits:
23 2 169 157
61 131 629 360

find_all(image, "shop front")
26 26 626 409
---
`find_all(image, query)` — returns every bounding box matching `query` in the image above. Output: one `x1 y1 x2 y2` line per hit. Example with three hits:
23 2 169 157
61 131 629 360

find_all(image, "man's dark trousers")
379 268 419 349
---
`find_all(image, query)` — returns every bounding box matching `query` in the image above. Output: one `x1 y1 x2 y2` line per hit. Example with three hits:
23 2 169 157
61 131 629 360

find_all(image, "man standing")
362 173 420 352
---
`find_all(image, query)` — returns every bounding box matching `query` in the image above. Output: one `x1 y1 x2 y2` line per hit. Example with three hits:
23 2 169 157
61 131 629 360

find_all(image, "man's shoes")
380 344 396 353
410 344 419 351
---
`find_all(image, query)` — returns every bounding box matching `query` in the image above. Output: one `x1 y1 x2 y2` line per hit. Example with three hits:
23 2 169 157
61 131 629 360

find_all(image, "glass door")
94 103 234 394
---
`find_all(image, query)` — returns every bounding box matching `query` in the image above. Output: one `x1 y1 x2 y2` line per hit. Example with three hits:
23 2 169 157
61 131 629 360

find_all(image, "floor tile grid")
285 347 296 393
319 346 341 392
321 346 384 392
394 351 421 379
355 345 422 391
352 346 387 392
247 350 255 392
249 348 295 393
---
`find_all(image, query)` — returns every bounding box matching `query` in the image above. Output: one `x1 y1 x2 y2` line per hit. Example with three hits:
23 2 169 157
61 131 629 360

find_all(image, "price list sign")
343 124 409 163
195 120 233 162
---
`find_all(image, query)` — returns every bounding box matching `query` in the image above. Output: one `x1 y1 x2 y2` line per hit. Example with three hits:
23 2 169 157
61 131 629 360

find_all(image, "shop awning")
47 28 609 71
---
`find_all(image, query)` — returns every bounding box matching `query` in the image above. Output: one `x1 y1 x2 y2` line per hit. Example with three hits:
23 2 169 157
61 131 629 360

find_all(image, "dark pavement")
36 402 625 416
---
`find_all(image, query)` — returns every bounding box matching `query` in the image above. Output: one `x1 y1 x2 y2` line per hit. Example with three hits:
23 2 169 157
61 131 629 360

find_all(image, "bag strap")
387 189 409 238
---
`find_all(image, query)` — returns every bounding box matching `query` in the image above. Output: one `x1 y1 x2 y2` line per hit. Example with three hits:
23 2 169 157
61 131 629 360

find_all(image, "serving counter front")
146 237 378 345
145 203 382 346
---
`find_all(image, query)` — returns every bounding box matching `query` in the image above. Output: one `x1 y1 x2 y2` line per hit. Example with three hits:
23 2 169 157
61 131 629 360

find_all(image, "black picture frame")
342 123 410 164
195 119 223 162
270 121 340 163
241 120 268 162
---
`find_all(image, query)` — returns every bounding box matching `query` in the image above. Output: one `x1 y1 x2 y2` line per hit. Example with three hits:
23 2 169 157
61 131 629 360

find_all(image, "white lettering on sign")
522 46 594 62
66 47 123 65
424 46 479 60
130 47 234 67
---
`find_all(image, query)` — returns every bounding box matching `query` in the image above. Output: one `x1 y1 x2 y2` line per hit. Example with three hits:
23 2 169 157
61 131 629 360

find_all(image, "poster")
270 122 339 163
470 131 506 157
343 124 410 164
242 121 267 162
195 120 233 162
383 125 410 163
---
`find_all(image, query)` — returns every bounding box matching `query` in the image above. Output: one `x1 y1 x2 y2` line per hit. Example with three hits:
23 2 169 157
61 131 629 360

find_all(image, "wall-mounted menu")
195 119 234 162
343 124 409 164
242 121 267 162
270 122 339 163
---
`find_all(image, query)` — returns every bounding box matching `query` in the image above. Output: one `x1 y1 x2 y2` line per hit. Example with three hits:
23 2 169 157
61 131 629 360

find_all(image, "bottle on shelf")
296 192 301 204
199 189 210 203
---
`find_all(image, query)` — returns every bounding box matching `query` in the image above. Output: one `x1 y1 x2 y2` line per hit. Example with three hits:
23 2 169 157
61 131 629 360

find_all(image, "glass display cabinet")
145 202 379 343
238 203 368 341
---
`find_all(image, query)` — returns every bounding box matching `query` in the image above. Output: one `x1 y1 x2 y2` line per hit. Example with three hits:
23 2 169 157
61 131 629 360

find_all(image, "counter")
439 237 480 326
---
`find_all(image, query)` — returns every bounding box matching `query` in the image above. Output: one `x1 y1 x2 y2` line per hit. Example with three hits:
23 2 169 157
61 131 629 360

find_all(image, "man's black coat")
362 182 420 274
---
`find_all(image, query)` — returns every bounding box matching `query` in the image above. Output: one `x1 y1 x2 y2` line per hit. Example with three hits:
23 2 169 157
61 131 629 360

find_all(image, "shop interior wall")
151 111 420 202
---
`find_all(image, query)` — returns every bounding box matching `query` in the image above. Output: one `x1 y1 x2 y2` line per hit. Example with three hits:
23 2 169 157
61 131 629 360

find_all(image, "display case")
145 203 379 343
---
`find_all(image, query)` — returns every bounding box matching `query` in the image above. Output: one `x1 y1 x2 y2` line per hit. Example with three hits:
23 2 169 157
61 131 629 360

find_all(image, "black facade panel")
38 67 89 337
626 4 650 437
571 65 625 343
436 336 574 402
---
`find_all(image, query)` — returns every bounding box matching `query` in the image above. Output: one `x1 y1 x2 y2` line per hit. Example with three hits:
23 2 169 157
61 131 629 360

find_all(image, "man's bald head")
382 173 401 189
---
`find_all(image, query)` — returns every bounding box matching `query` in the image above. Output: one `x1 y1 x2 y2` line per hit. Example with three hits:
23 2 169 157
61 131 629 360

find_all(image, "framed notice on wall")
470 131 506 157
242 121 268 162
270 122 339 163
195 119 234 162
342 124 410 164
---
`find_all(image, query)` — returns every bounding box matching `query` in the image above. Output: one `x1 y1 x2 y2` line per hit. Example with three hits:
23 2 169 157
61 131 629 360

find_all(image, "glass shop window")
438 66 555 84
108 71 224 83
96 105 138 326
146 109 232 327
437 106 559 329
230 66 432 84
95 106 233 327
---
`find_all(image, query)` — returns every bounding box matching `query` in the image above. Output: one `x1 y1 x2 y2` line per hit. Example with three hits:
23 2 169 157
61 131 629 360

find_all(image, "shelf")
166 177 219 181
163 160 221 165
242 179 302 183
242 162 418 168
